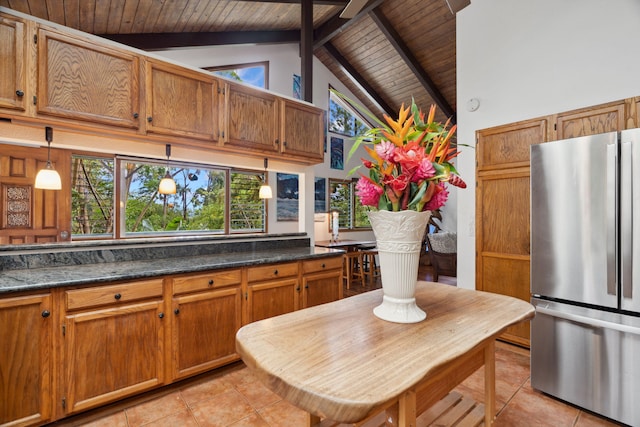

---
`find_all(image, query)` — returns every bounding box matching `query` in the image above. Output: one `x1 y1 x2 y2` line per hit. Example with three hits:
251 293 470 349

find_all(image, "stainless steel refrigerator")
530 129 640 427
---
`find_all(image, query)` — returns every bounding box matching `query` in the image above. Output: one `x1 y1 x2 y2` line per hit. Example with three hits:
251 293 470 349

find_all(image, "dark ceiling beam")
98 30 299 50
234 0 347 4
323 42 393 118
368 8 456 122
301 0 313 102
312 0 383 50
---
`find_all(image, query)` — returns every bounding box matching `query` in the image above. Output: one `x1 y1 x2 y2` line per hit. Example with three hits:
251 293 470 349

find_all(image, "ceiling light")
259 158 273 199
158 144 176 195
34 126 62 190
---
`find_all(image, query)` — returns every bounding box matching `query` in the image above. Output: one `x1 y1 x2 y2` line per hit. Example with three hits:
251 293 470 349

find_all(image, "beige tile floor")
47 268 625 427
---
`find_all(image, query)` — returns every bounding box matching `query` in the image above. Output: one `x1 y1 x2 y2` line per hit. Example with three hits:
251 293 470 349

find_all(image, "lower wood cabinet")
245 262 300 323
61 279 166 415
0 255 342 426
301 257 343 308
170 269 242 380
0 292 53 427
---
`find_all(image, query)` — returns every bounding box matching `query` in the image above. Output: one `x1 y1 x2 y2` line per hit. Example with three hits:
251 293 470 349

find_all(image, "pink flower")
393 141 425 173
424 183 449 211
375 140 396 161
413 159 436 182
355 176 383 207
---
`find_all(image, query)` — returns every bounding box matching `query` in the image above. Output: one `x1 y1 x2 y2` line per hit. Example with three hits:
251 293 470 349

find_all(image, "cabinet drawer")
302 257 343 274
172 269 242 295
65 279 163 311
247 262 298 282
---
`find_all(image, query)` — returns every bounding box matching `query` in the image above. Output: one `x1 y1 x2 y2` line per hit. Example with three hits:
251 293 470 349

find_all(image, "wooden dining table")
314 239 377 251
235 281 535 426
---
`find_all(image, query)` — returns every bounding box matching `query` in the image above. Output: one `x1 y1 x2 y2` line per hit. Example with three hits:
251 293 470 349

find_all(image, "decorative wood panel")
0 144 71 244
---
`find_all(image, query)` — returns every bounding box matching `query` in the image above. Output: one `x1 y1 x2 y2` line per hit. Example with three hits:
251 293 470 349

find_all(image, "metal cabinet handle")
321 263 326 268
41 310 50 318
274 269 278 275
158 312 165 319
208 279 214 286
114 293 122 300
133 112 139 118
174 309 180 315
147 116 153 122
16 90 24 97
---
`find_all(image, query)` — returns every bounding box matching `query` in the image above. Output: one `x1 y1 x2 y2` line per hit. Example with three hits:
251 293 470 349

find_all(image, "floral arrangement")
339 92 466 212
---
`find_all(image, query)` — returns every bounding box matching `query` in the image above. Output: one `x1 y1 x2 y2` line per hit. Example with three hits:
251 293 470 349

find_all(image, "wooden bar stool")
360 248 380 287
343 250 364 289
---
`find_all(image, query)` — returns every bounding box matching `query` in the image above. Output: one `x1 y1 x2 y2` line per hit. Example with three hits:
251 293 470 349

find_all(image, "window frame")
70 153 268 241
328 178 371 232
204 61 269 89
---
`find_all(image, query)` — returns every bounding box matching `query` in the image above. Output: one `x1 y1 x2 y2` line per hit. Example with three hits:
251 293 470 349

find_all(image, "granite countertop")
0 246 343 294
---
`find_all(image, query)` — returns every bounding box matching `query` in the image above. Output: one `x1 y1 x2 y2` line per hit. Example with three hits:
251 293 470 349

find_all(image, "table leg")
484 340 496 426
398 390 417 427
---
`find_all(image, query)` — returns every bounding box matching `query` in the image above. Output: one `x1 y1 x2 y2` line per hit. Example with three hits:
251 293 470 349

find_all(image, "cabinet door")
0 13 27 112
0 293 52 427
223 82 279 153
171 286 242 380
301 269 342 309
280 99 324 161
476 171 531 347
145 60 219 141
246 278 299 323
37 27 140 128
0 144 71 244
63 300 165 414
554 101 625 140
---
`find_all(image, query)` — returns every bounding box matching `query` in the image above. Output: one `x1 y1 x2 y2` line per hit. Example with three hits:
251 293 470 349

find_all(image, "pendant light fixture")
34 126 62 190
158 144 176 195
259 158 273 199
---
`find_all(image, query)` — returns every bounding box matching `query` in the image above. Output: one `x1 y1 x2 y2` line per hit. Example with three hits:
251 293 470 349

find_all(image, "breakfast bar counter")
236 281 535 426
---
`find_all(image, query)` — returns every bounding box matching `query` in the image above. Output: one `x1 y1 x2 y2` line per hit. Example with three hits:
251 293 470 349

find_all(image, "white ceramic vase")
368 209 431 323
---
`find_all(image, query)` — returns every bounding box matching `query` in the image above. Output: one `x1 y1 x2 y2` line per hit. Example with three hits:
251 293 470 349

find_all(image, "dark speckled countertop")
0 236 344 294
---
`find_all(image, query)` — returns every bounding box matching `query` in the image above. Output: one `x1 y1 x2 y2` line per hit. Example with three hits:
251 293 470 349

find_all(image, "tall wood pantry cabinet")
476 98 629 347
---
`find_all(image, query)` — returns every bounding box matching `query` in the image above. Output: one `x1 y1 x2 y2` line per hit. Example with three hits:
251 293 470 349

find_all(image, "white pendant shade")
159 172 176 195
259 184 273 199
34 163 62 190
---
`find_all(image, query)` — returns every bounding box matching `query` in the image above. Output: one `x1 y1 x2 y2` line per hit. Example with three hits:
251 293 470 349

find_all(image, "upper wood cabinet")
0 292 53 427
476 118 548 171
222 81 280 154
553 100 625 140
36 27 140 129
280 99 324 161
145 59 220 141
221 81 325 162
0 13 27 113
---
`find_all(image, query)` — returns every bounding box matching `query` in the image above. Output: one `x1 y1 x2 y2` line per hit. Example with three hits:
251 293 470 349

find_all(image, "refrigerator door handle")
536 306 640 335
621 139 633 299
606 142 617 296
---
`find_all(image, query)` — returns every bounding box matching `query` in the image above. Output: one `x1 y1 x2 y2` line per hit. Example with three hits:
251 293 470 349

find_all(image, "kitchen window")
71 155 266 240
328 178 371 231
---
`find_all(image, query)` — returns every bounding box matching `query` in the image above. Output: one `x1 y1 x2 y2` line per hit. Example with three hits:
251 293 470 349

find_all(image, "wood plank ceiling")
0 0 463 124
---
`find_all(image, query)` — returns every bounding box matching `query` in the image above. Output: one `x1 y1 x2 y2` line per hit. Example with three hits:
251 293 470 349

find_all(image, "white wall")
155 44 375 242
456 0 640 289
